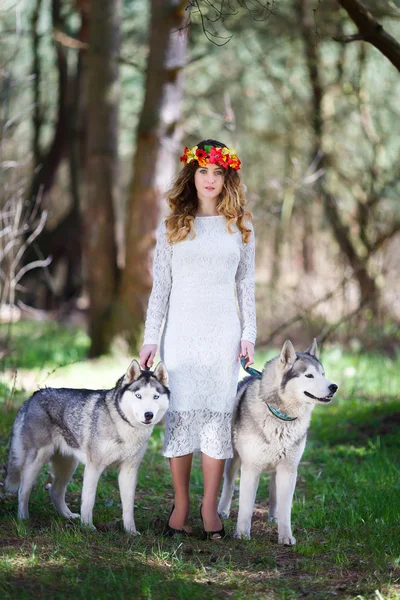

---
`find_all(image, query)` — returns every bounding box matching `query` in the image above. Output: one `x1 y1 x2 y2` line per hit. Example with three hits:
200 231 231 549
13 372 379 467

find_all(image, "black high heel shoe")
200 504 226 540
163 504 186 538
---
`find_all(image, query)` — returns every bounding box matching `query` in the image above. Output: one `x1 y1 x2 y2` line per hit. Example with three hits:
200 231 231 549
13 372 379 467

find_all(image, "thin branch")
369 222 400 255
333 33 364 43
318 297 369 344
257 274 353 347
336 0 400 72
14 256 52 284
10 210 48 274
53 27 88 49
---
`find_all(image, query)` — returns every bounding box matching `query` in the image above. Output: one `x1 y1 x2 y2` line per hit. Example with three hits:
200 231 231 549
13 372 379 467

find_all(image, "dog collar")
240 358 298 422
266 403 298 422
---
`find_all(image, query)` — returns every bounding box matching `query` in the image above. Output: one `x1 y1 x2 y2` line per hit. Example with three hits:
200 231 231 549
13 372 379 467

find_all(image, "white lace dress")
143 215 257 459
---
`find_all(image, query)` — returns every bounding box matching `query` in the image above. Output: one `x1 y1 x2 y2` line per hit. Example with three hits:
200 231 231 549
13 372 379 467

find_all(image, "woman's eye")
135 393 142 398
305 374 314 379
153 395 159 400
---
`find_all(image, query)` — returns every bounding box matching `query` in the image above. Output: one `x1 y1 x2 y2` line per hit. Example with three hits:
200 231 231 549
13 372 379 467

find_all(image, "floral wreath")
179 144 241 171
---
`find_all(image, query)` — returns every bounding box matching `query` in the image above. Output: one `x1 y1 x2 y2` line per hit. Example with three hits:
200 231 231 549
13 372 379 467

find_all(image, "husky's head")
117 359 170 426
278 339 338 405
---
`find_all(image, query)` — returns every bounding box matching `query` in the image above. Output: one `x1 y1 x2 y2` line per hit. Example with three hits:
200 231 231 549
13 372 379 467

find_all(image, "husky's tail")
5 412 25 494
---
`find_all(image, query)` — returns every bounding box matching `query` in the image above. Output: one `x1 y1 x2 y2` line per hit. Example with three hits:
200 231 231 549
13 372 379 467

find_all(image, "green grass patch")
0 320 90 371
0 321 399 599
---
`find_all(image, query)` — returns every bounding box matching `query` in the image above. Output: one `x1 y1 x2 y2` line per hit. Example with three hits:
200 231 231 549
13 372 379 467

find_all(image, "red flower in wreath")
209 146 223 165
179 146 190 163
195 148 208 166
195 149 207 160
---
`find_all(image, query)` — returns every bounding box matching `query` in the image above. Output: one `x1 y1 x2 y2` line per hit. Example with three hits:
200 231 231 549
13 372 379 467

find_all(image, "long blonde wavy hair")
165 139 253 245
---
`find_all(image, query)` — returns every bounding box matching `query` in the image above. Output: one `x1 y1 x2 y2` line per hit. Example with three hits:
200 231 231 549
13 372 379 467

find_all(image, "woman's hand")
139 344 158 370
239 340 254 367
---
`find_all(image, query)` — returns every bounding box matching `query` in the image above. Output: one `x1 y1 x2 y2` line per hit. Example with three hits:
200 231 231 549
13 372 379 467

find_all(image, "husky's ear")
305 338 318 358
280 340 297 369
123 359 142 384
153 361 169 387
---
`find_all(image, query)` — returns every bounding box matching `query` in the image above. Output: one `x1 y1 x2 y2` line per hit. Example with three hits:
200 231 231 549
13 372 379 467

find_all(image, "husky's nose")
144 411 154 421
329 384 338 393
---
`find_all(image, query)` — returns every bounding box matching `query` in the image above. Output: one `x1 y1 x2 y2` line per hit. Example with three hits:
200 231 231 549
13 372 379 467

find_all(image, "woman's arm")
235 221 257 345
142 219 172 345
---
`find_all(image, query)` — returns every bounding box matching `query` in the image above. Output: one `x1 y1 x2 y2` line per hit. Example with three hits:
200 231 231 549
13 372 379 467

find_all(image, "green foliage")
0 321 90 372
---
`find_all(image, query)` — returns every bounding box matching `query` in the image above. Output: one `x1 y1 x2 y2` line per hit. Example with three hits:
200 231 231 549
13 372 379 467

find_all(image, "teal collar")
240 358 298 422
267 403 298 422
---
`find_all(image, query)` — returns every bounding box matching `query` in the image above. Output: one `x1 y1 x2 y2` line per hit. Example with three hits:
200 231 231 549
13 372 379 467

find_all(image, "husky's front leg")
218 453 241 518
275 464 297 545
80 464 104 529
234 467 260 540
267 471 277 522
118 463 139 535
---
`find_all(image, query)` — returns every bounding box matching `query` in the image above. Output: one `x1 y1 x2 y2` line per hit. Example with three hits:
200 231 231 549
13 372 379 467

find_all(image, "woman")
139 139 257 539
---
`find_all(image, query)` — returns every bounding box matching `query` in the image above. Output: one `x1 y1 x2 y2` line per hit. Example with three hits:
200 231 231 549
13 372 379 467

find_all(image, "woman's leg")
169 453 193 530
201 453 225 532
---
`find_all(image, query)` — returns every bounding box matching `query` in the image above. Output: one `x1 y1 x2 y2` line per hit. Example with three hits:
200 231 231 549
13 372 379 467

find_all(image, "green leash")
240 357 297 422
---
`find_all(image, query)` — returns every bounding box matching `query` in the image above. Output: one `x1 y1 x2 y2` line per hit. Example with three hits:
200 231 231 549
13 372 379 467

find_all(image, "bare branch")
10 210 48 274
369 222 400 255
336 0 400 72
333 33 364 43
14 256 52 284
187 0 275 45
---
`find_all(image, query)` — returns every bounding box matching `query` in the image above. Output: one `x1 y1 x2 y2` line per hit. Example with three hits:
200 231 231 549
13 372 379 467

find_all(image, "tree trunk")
114 0 189 349
29 0 68 202
31 0 43 166
297 0 380 310
23 1 88 309
82 0 121 356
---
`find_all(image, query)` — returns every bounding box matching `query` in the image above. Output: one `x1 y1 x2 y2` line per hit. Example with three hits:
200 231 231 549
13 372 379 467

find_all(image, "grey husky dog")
5 359 169 534
218 339 338 545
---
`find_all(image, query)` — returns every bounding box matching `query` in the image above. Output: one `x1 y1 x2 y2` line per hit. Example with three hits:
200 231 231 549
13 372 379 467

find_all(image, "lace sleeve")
143 219 172 345
235 221 257 345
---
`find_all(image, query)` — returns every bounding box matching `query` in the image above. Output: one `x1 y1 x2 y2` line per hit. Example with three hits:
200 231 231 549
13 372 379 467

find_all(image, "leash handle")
240 357 262 380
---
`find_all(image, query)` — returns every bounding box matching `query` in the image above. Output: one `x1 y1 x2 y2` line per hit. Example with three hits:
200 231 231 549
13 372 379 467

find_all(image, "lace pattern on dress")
143 220 172 345
143 216 257 459
235 221 257 344
163 409 235 459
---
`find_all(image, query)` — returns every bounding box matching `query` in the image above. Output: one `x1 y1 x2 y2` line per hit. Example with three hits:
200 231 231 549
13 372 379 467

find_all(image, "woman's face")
194 163 225 202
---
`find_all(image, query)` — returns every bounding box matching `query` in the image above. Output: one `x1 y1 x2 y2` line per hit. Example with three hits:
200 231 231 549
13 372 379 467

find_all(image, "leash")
240 357 297 422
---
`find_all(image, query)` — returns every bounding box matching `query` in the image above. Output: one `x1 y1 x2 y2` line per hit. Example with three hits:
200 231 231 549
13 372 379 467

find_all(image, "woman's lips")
205 186 215 190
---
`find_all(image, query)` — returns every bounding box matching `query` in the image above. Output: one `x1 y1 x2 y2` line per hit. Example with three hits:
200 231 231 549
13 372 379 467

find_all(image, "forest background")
1 2 400 600
1 0 399 359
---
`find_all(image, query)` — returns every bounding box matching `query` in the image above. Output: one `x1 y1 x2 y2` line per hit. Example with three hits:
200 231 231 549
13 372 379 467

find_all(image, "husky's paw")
80 519 96 531
124 526 140 536
218 509 230 519
267 515 277 522
65 511 80 520
278 534 296 546
58 506 81 519
233 530 251 540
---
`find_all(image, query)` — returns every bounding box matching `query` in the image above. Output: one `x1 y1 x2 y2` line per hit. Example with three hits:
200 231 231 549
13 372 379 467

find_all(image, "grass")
0 321 399 599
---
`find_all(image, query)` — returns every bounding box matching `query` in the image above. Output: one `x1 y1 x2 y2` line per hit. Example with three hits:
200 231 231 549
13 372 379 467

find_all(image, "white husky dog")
6 360 169 534
218 339 338 545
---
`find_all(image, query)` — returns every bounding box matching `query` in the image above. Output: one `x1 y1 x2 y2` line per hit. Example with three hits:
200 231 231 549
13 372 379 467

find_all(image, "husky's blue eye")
154 395 159 400
305 374 314 378
135 393 142 398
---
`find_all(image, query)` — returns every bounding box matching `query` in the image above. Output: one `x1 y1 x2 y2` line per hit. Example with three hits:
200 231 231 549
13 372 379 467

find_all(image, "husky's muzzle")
143 411 154 425
304 383 338 403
